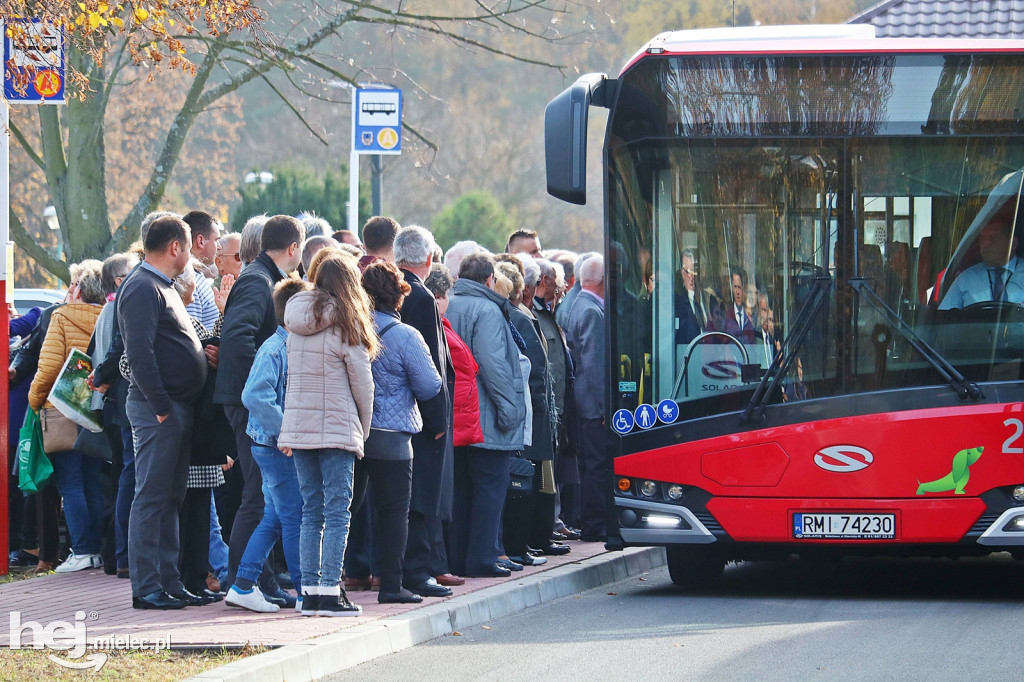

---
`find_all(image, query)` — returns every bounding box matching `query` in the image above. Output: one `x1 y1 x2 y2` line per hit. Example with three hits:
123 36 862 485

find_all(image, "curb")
187 546 666 682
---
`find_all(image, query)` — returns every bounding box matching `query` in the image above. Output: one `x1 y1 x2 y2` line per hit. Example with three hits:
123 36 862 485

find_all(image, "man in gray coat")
445 253 526 577
565 254 608 542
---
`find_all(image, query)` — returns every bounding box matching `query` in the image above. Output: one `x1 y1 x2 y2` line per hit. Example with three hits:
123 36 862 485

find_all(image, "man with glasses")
215 233 243 281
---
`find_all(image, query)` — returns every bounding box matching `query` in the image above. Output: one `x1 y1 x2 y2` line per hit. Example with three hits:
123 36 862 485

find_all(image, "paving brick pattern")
1 540 607 648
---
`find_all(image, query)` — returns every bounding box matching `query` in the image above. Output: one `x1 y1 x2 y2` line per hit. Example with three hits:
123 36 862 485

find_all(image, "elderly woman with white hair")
29 259 108 573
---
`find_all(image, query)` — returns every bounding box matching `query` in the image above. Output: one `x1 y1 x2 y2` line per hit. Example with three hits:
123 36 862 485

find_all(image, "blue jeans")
115 426 135 570
293 448 356 589
51 451 105 555
209 491 229 583
236 445 303 591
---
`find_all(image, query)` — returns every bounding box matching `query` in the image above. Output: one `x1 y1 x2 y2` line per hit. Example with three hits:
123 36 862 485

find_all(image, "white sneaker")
225 586 280 613
295 596 303 613
55 553 101 573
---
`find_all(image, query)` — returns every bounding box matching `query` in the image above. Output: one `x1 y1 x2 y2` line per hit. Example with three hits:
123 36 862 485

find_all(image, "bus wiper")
847 277 983 402
741 276 832 425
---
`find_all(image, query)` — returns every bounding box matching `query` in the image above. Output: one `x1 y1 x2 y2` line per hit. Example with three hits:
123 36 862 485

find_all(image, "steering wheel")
963 301 1024 315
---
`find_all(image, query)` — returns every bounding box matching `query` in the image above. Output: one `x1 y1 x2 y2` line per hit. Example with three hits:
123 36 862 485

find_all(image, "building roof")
849 0 1024 39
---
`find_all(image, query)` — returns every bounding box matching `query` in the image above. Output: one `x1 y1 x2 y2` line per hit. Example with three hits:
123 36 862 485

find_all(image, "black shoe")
276 572 295 590
508 553 548 566
468 564 512 578
378 588 424 604
404 578 452 598
317 589 362 617
133 590 188 610
497 558 524 572
168 588 216 606
536 543 571 556
186 587 226 602
580 534 607 543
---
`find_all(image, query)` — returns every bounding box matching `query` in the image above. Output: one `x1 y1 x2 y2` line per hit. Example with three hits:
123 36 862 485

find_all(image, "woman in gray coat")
357 262 442 604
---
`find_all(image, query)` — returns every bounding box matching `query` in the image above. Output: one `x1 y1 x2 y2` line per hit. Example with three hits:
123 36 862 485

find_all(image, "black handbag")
508 454 535 497
74 426 113 463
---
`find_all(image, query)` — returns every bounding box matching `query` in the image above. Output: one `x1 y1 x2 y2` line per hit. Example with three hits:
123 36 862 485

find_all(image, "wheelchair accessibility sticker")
612 409 634 435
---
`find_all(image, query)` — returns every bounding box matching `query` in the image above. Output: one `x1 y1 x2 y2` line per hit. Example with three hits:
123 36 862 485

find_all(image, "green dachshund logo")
916 446 984 495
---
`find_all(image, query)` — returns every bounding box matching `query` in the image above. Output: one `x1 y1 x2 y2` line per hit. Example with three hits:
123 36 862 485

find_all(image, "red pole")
1 278 9 576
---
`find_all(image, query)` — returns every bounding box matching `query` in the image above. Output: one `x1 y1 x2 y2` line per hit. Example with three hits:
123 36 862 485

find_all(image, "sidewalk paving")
189 545 665 682
0 540 655 649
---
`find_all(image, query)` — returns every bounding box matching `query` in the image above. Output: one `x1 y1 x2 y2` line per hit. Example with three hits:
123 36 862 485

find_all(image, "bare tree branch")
10 207 68 283
8 119 45 172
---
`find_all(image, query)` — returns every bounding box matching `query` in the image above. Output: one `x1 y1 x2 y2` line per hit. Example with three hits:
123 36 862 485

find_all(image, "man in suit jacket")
214 215 304 598
724 266 756 343
565 254 608 542
674 249 706 345
394 226 459 596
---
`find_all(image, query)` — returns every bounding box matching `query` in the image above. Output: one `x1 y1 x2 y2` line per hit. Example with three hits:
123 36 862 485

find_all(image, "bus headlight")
1002 514 1024 532
667 485 684 500
1013 485 1024 503
639 480 657 497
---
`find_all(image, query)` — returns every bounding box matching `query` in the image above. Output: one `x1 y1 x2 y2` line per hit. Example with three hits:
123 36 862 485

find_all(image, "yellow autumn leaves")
71 2 168 32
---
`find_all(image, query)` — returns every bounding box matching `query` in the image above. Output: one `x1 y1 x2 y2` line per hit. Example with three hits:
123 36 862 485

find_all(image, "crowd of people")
6 212 610 616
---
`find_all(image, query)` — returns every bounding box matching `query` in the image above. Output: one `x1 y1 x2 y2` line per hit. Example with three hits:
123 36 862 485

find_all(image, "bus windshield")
607 51 1024 421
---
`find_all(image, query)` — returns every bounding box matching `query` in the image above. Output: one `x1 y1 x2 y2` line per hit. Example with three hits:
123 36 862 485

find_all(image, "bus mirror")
544 73 614 205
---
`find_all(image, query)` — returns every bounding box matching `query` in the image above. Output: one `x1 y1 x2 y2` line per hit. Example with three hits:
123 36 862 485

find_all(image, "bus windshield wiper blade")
741 276 832 425
847 278 983 402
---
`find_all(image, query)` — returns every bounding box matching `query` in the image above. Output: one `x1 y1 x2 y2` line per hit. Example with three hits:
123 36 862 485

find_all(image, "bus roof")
621 24 1024 74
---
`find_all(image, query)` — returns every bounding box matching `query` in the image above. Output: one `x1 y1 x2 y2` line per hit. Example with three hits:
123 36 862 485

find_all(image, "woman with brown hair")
278 253 377 617
358 261 442 604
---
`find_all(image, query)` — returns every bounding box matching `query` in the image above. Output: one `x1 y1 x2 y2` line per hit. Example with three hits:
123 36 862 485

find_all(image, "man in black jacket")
214 215 304 599
394 225 458 596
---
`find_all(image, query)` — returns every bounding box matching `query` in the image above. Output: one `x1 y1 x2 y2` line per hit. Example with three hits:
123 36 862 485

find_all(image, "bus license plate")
793 513 895 539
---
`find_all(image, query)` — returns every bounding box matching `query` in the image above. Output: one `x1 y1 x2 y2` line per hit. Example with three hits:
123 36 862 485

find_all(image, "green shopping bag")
18 409 53 493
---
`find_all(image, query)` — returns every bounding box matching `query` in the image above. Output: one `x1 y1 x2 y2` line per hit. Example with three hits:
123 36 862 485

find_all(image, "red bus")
545 24 1024 586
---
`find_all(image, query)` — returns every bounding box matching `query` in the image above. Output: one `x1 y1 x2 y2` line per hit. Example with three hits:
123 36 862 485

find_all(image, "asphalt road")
330 554 1024 681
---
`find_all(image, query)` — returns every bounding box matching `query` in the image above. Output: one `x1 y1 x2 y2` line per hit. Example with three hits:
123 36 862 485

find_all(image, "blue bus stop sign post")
354 87 402 155
1 17 65 576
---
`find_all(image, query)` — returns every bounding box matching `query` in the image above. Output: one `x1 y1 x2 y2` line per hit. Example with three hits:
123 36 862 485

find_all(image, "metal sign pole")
349 90 360 236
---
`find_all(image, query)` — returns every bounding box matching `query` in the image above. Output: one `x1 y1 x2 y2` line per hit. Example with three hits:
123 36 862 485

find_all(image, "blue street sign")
4 19 66 103
656 399 679 424
354 87 402 155
611 409 634 435
634 404 657 430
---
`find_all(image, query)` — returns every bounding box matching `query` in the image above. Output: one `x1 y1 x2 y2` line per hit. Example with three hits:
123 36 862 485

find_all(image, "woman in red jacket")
424 264 482 447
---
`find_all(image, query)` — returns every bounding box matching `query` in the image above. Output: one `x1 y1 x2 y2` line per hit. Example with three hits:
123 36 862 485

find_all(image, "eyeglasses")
218 252 241 261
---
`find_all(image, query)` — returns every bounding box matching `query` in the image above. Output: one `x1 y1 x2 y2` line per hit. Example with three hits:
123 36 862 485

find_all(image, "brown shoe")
345 577 372 591
435 573 466 587
370 576 380 591
206 572 221 593
30 561 55 574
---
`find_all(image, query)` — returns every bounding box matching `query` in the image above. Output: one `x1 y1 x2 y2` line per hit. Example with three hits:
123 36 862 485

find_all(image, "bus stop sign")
354 87 402 155
3 19 66 102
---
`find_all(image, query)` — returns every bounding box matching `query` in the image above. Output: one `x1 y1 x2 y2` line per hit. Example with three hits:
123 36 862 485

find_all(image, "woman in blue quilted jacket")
358 261 442 604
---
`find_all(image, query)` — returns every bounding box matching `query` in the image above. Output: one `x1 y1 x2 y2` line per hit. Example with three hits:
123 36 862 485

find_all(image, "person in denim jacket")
226 279 312 613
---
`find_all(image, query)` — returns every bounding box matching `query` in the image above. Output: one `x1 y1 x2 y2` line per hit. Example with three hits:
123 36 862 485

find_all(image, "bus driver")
939 206 1024 310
